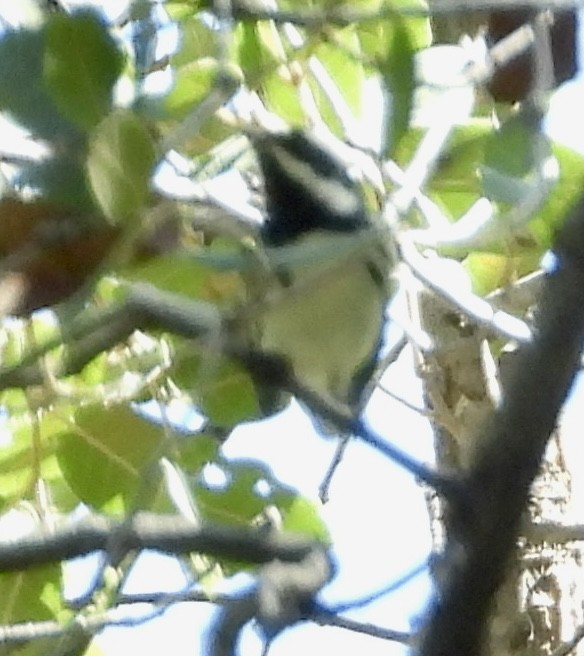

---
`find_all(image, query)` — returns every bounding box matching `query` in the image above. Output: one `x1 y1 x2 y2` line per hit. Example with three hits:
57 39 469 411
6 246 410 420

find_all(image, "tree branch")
211 0 581 28
0 513 323 572
417 192 584 656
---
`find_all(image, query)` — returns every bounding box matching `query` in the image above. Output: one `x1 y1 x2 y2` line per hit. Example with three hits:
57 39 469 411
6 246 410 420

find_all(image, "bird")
250 130 393 415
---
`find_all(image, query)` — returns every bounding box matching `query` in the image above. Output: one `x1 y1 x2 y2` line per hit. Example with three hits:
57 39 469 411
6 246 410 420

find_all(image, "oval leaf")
379 17 416 155
44 11 123 130
481 110 553 205
86 110 156 223
0 29 77 140
56 404 164 510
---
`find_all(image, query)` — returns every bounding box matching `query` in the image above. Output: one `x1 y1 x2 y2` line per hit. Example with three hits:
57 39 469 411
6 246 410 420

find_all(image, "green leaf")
278 495 330 543
528 142 584 250
191 457 299 574
177 433 220 473
125 251 248 304
463 251 540 296
0 429 44 511
194 457 296 527
235 19 285 78
483 112 543 179
234 22 269 82
156 59 239 122
481 111 552 204
379 17 416 155
166 1 203 23
0 412 74 513
64 332 169 404
358 6 430 58
261 71 304 124
0 563 85 656
0 565 61 623
198 359 261 426
394 122 584 258
0 29 78 140
171 349 261 427
233 20 303 123
395 123 488 222
86 110 156 223
312 28 366 119
56 404 164 510
195 459 271 526
171 15 215 67
43 11 123 130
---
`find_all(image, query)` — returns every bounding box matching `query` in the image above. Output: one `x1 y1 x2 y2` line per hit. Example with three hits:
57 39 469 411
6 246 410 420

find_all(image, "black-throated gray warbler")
252 130 392 412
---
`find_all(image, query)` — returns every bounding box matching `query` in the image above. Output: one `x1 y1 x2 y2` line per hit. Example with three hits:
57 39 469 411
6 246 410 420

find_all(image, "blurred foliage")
0 0 581 653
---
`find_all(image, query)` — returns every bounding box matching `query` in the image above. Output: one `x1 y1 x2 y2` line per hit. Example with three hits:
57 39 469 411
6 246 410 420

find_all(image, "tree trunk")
419 291 584 656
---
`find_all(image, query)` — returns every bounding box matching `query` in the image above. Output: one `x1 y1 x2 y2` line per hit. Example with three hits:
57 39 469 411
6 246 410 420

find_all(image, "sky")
94 346 436 656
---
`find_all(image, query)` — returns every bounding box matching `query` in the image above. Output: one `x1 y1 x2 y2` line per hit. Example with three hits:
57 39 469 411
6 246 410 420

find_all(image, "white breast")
260 232 389 407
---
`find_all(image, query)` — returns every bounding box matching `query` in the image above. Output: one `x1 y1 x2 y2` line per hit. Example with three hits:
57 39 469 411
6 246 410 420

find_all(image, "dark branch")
209 548 333 656
286 372 461 499
117 589 411 645
0 513 323 572
0 284 222 390
210 0 582 28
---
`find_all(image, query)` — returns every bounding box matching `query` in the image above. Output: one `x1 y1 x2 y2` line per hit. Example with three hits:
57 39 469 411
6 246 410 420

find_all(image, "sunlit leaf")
177 433 220 473
234 21 270 82
125 252 247 303
149 58 240 127
277 495 330 543
194 457 296 529
261 70 304 124
171 16 216 67
0 417 53 511
463 251 540 296
165 1 202 22
86 111 156 223
0 565 61 622
358 5 430 57
395 123 487 221
528 142 584 250
0 561 86 655
395 123 584 256
233 20 304 123
0 404 81 514
378 17 416 154
311 27 365 119
56 404 164 511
